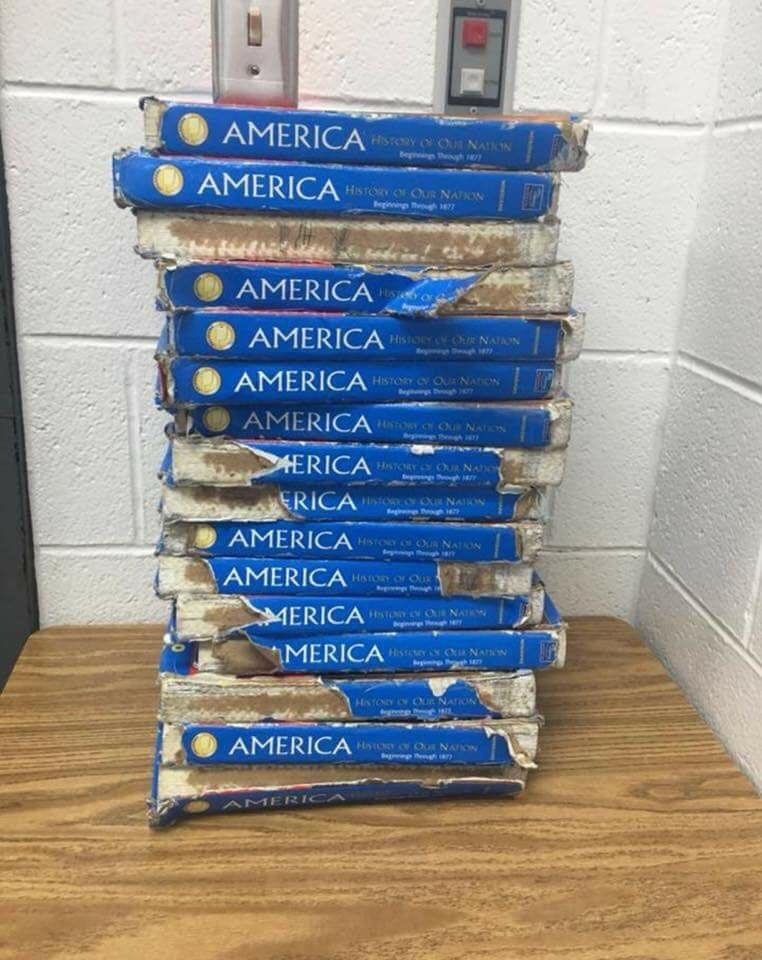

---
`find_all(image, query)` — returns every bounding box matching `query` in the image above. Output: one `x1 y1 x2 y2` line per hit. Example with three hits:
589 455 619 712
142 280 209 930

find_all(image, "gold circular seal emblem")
190 732 218 759
192 366 222 396
152 163 184 196
193 272 223 303
171 643 185 653
202 406 231 433
206 320 236 351
184 799 211 815
193 524 217 549
177 112 209 146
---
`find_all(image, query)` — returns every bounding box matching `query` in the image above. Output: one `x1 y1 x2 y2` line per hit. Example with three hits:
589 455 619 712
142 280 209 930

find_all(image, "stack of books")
112 100 588 827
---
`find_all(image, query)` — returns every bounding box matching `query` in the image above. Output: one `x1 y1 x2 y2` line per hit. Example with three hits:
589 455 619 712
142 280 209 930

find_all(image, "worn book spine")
134 211 561 267
157 355 559 406
163 310 584 362
155 555 535 599
161 482 544 523
150 754 526 828
169 586 547 641
165 434 569 488
160 518 543 564
158 669 537 723
174 396 571 449
157 261 574 315
166 620 565 675
143 98 589 171
113 150 558 220
161 718 539 767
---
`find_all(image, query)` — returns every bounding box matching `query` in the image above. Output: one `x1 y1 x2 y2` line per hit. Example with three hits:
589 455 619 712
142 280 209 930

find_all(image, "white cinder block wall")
2 2 760 780
635 0 762 788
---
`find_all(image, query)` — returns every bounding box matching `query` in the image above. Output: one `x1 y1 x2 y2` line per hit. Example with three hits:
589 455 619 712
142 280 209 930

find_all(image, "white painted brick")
597 0 728 122
716 0 762 120
650 365 762 639
558 127 705 352
513 0 604 113
1 92 158 338
131 344 171 545
537 549 644 621
637 559 762 789
679 127 762 387
19 340 136 545
300 0 437 105
549 355 670 546
37 550 165 626
0 1 115 87
115 0 212 92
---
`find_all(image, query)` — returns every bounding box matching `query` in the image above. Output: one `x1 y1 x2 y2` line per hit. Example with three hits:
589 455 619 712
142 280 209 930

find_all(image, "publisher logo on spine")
183 799 211 814
192 524 218 549
201 406 231 433
206 320 236 351
192 366 222 396
193 272 224 303
177 112 209 147
153 163 184 196
189 731 218 758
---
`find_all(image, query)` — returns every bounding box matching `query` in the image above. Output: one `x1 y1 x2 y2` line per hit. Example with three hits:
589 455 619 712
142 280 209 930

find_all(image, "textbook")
174 395 572 448
134 210 560 267
143 98 589 171
156 555 535 599
157 260 574 315
163 434 568 488
165 614 565 676
160 718 540 767
169 584 547 642
159 518 544 563
158 669 537 723
114 150 558 221
160 310 584 362
161 481 544 523
150 757 527 827
157 355 559 406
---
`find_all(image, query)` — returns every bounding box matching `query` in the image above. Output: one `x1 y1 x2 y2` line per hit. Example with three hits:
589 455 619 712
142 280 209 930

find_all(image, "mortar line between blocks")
40 545 154 557
590 0 613 116
24 333 157 346
677 353 762 404
648 551 762 679
542 546 645 556
125 351 147 544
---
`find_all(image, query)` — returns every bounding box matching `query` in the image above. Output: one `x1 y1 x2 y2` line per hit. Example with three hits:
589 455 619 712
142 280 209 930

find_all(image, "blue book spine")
179 399 560 447
159 356 557 405
158 555 534 598
162 625 562 673
169 591 543 641
165 311 569 361
113 150 556 220
159 262 483 316
161 519 538 563
146 99 586 171
177 721 531 766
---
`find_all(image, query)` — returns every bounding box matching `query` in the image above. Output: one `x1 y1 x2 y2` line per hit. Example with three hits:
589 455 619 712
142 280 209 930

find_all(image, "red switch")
462 17 489 48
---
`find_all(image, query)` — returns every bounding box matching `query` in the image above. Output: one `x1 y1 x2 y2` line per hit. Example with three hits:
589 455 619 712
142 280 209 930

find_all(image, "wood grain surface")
1 619 761 960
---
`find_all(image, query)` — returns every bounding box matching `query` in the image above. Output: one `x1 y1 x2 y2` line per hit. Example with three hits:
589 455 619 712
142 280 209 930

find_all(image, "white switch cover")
460 67 485 95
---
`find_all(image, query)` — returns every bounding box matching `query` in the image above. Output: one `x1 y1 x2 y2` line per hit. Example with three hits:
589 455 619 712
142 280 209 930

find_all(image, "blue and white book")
164 433 568 488
161 718 539 767
160 310 584 362
156 260 573 315
157 355 558 406
158 668 537 723
144 98 589 171
114 149 557 220
169 585 547 642
156 554 535 599
159 518 543 563
174 395 571 448
149 743 527 828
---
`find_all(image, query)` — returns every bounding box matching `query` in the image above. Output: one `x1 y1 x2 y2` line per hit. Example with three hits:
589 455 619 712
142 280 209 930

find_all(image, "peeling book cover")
163 433 569 488
113 149 558 220
160 718 540 767
160 310 584 362
173 395 571 448
143 98 589 171
156 260 574 315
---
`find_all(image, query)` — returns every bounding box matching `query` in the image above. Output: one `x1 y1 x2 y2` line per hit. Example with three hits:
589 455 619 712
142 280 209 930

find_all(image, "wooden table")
1 619 761 960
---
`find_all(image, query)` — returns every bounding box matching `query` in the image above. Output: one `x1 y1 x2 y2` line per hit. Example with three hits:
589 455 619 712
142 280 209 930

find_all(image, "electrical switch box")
435 1 520 115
